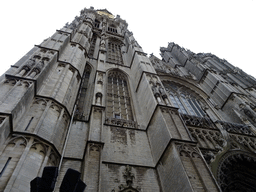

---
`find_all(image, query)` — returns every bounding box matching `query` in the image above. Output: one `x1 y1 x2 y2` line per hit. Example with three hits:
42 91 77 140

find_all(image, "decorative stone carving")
97 72 104 85
176 143 201 158
18 48 54 78
29 60 44 78
3 78 33 88
243 108 256 122
50 103 62 114
181 113 216 129
217 120 255 135
33 97 49 106
105 118 137 129
112 165 141 192
95 92 102 105
159 86 167 99
160 106 179 116
100 35 106 49
152 85 160 97
230 134 256 152
146 74 167 104
30 142 47 155
188 127 226 151
88 143 101 152
48 152 59 166
18 58 36 76
6 135 28 148
202 150 215 164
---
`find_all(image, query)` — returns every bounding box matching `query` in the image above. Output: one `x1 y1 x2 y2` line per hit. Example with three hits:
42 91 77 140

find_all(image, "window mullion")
175 95 187 114
122 79 129 120
188 98 201 116
115 44 117 63
180 97 190 115
111 77 115 117
117 78 122 117
194 99 205 117
169 94 179 108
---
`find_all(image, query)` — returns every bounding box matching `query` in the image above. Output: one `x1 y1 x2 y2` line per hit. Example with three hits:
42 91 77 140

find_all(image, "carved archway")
217 151 256 192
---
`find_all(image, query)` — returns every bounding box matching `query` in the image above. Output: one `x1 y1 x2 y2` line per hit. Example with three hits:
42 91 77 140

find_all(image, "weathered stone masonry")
0 6 256 192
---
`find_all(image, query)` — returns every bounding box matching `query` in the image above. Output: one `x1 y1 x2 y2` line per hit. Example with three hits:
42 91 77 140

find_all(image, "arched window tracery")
107 38 123 65
164 81 206 117
106 70 133 121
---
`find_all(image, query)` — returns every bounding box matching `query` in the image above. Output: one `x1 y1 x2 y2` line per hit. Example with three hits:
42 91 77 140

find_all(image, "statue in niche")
244 108 256 122
100 35 106 49
203 151 215 164
159 86 167 99
240 103 256 122
97 72 103 84
152 85 160 97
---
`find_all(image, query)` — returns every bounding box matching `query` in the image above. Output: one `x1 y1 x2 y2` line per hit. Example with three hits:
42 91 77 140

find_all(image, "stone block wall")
102 126 154 167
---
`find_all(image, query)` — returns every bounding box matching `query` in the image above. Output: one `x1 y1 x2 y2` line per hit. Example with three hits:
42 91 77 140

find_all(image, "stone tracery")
106 70 133 122
163 81 207 117
217 152 256 192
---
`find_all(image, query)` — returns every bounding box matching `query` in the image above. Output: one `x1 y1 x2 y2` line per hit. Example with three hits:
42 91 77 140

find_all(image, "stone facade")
0 7 256 192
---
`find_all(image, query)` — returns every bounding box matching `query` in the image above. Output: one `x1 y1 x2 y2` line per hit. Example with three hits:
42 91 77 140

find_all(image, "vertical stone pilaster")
50 107 65 142
37 146 52 176
4 137 33 192
33 100 51 134
176 142 220 191
89 106 104 142
83 142 103 192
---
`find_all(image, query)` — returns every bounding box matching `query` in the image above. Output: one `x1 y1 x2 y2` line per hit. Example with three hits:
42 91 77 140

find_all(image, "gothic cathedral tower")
1 6 256 192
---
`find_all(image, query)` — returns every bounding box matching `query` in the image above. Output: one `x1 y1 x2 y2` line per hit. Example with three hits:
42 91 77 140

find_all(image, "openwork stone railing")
216 120 255 136
180 113 216 129
105 118 138 129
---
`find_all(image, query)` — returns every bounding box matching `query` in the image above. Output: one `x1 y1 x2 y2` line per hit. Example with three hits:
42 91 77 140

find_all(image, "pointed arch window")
107 39 123 65
88 34 97 58
164 81 206 117
106 71 133 121
75 65 91 120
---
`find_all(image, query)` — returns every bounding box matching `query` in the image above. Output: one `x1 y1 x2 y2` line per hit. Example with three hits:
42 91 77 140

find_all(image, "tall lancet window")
88 34 97 58
75 64 91 120
106 71 133 121
164 81 206 117
107 39 123 65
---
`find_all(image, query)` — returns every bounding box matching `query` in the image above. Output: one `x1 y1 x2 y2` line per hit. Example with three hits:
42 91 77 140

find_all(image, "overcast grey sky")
0 0 256 77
